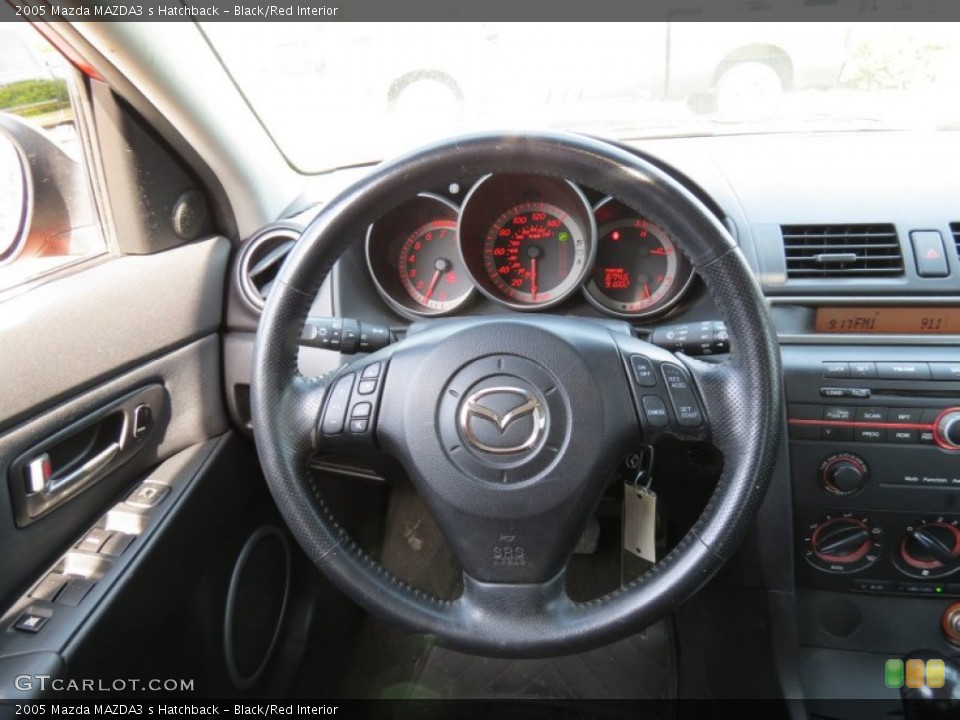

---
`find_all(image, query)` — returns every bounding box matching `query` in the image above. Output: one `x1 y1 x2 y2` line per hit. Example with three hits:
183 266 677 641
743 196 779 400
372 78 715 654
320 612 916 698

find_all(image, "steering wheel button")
357 379 378 395
630 356 657 387
660 364 703 427
348 419 368 434
320 373 355 435
351 402 372 419
641 396 669 427
361 362 382 379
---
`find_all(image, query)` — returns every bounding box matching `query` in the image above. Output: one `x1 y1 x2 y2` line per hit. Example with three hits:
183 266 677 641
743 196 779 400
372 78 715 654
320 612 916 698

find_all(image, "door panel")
0 237 230 608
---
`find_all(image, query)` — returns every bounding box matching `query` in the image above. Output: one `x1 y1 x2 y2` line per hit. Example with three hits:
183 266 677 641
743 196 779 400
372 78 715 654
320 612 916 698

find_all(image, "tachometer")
583 198 695 318
366 194 473 317
460 175 595 310
398 219 471 312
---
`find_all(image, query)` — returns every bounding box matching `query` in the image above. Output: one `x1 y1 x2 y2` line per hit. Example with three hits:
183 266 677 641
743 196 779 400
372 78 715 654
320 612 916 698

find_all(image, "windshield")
201 22 960 173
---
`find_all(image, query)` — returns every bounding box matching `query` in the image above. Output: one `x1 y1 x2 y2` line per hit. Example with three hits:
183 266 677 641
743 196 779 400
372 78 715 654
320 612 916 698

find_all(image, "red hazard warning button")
911 230 949 278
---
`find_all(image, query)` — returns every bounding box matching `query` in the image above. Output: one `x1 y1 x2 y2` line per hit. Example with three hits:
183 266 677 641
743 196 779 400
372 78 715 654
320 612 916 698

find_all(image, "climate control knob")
819 453 869 496
935 410 960 450
896 518 960 578
803 514 883 574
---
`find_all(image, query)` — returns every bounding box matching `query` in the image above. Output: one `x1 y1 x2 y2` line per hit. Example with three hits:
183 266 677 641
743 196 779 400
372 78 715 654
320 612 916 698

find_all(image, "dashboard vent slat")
952 223 960 261
781 224 904 279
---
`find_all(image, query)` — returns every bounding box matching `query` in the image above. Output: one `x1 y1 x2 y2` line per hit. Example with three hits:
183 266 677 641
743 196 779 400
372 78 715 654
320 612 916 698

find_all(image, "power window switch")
100 533 134 558
56 579 96 607
14 612 50 634
30 573 69 602
125 481 170 509
76 527 111 553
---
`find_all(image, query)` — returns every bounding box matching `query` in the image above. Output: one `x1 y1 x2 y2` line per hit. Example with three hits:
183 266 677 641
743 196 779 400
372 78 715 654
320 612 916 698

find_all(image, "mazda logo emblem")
458 386 545 455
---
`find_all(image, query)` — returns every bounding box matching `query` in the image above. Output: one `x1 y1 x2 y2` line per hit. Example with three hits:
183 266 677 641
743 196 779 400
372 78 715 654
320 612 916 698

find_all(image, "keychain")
623 445 658 563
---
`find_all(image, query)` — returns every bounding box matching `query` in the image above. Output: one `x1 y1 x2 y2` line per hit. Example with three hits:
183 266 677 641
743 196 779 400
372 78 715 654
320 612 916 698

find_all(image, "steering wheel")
250 132 782 657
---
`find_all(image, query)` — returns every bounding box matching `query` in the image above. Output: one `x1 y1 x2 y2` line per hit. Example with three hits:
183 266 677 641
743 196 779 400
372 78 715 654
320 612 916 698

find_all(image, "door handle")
45 442 121 496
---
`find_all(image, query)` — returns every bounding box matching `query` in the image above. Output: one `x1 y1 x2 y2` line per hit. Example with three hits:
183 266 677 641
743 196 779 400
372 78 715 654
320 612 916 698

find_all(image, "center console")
784 345 960 696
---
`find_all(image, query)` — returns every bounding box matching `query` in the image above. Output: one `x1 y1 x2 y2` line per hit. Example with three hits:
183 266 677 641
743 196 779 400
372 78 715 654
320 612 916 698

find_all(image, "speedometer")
459 175 595 310
483 203 588 306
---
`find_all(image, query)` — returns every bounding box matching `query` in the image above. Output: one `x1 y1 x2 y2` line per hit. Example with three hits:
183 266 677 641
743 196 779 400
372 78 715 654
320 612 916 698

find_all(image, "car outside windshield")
200 22 960 173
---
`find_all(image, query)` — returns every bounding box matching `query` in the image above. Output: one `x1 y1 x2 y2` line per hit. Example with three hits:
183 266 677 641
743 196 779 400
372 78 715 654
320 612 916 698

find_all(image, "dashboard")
363 174 695 320
224 130 960 703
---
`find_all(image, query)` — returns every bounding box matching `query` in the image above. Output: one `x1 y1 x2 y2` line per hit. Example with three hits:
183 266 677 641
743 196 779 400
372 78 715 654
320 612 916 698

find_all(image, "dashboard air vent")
952 223 960 260
237 227 298 310
781 224 903 279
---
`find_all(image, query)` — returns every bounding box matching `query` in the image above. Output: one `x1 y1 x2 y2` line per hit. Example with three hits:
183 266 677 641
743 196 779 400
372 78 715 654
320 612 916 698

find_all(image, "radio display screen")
815 307 960 334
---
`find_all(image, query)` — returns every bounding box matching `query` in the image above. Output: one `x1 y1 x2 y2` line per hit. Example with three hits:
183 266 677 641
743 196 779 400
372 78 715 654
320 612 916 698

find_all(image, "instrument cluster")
365 174 696 320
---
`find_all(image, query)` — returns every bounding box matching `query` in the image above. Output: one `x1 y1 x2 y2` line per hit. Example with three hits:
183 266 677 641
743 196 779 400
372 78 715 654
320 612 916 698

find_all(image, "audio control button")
856 407 887 423
889 408 923 424
822 425 853 441
890 429 918 444
855 428 885 443
824 406 855 422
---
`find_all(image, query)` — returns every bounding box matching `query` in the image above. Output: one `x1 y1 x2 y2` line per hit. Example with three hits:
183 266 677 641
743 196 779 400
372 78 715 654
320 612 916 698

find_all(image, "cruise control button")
641 396 669 428
630 356 657 387
321 373 355 435
361 362 382 379
876 362 931 381
660 364 702 427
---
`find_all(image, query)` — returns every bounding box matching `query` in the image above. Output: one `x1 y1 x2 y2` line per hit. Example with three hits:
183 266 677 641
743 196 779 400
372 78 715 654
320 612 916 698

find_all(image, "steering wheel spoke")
313 353 393 455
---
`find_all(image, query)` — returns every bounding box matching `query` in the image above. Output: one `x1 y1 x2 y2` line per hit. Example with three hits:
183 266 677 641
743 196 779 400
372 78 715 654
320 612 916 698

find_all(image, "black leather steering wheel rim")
250 131 783 657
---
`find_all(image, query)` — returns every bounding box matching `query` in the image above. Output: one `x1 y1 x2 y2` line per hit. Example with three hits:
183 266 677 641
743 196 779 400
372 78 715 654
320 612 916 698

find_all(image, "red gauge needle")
530 257 538 301
643 283 651 299
424 270 442 300
424 258 451 301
